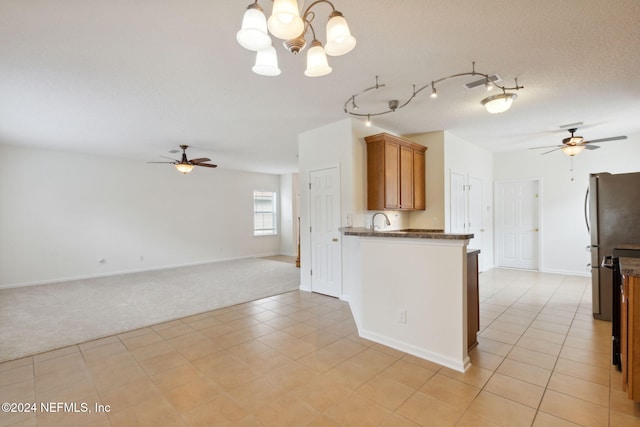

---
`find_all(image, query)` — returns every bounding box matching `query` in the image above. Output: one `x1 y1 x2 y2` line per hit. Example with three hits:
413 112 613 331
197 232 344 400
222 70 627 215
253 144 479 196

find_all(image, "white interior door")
496 179 539 270
309 167 341 297
468 176 484 269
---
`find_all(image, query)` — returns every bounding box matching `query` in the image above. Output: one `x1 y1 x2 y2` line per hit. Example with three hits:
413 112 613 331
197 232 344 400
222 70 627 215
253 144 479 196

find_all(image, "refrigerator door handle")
584 187 590 233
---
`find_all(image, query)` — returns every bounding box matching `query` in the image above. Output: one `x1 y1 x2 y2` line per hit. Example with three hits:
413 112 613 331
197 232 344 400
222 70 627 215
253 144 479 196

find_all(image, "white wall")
0 144 284 287
494 132 640 275
404 131 445 230
279 173 299 257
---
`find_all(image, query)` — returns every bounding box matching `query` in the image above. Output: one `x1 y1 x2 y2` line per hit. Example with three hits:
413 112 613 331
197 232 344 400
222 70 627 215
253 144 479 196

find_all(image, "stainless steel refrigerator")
587 172 640 320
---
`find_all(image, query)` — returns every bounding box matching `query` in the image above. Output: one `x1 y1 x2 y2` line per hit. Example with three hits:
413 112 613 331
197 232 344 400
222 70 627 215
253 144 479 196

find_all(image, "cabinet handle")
332 238 338 242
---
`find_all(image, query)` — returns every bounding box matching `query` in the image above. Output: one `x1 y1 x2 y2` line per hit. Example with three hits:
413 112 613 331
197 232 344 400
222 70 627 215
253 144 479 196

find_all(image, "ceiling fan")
148 145 217 174
531 127 628 156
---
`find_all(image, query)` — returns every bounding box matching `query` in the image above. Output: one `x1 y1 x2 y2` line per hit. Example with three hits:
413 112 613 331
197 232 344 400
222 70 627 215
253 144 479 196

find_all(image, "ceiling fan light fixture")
481 92 517 114
562 145 585 156
175 163 195 174
563 135 584 145
267 0 305 40
324 11 356 56
236 3 272 51
304 40 332 77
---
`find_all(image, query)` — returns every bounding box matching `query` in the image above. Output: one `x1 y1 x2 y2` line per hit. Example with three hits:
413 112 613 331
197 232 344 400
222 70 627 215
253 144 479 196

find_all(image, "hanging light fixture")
252 46 281 76
267 0 305 39
304 40 332 77
237 0 356 77
236 3 271 51
481 92 518 114
343 62 523 123
324 10 356 56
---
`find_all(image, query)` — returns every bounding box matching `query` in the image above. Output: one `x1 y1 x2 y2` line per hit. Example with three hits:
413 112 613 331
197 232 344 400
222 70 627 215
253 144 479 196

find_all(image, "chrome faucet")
371 212 391 230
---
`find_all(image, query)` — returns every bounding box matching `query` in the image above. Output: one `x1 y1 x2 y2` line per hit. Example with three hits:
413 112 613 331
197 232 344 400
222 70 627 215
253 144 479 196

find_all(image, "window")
253 190 277 236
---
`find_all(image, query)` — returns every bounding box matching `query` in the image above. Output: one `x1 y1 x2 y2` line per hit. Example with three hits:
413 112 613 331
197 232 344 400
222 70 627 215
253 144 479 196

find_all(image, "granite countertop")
620 257 640 277
340 227 474 240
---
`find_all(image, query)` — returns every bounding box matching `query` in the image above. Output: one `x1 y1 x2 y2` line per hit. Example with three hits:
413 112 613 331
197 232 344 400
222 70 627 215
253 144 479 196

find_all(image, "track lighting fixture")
237 0 356 77
430 82 438 99
351 96 359 110
343 62 524 122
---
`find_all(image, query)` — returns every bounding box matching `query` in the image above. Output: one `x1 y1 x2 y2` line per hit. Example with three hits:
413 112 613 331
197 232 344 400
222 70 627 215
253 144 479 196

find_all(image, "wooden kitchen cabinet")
621 273 640 401
467 249 480 350
365 133 427 210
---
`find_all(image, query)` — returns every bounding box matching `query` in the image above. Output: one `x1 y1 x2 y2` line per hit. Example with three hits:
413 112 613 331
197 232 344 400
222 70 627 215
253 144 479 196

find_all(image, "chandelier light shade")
324 12 356 56
175 163 195 174
267 0 305 40
561 145 586 156
237 0 355 77
236 3 271 51
305 40 332 77
481 92 518 114
252 46 282 76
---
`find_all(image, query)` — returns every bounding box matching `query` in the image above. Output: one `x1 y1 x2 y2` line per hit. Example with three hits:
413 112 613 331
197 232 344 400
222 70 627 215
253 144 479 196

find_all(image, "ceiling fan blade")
583 145 600 150
559 121 584 129
190 157 211 163
583 136 627 144
160 155 179 161
541 147 563 155
195 163 217 168
147 161 176 164
529 145 563 150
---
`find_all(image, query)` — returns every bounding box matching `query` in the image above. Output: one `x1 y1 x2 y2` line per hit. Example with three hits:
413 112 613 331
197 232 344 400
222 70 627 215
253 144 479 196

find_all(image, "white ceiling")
1 0 639 174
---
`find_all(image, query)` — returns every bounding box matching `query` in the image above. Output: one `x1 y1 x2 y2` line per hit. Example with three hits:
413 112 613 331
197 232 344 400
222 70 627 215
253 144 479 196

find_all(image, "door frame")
467 175 484 271
449 170 467 234
308 164 342 297
494 177 542 271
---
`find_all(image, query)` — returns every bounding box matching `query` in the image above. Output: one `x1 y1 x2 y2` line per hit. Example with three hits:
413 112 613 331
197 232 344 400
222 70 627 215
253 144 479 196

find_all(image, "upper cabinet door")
384 142 401 209
413 150 426 210
400 146 414 209
365 133 426 211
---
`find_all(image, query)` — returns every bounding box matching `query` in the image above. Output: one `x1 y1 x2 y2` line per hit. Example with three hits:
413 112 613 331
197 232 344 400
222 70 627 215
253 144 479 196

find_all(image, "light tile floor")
1 268 639 426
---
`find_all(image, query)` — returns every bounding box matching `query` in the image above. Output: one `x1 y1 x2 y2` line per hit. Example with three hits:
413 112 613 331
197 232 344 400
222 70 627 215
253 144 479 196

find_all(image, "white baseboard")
0 254 282 290
540 267 591 277
358 328 470 373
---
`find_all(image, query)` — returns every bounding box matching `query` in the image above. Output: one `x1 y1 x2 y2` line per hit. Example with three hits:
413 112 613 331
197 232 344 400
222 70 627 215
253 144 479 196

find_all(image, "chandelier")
236 0 356 77
344 62 524 126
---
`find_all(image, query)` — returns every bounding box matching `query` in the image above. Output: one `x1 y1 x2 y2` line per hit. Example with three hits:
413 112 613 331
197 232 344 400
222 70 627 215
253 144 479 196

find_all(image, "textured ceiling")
1 0 639 174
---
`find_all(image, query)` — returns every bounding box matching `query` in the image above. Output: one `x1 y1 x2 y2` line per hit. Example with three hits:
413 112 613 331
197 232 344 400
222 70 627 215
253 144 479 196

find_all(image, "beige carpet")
0 258 300 362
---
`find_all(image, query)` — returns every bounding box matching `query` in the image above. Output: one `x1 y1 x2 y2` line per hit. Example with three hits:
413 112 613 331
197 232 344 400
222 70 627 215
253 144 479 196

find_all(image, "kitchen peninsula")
341 227 474 372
